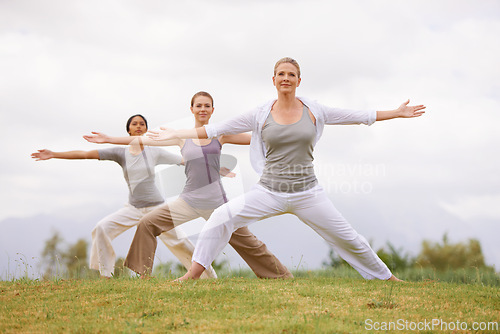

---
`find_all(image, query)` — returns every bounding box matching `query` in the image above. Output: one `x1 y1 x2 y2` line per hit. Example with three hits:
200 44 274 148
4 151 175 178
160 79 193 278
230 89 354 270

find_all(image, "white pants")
90 203 216 278
193 184 392 280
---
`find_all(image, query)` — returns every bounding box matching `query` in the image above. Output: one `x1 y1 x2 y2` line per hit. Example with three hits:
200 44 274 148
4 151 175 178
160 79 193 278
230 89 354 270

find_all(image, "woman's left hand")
397 99 426 118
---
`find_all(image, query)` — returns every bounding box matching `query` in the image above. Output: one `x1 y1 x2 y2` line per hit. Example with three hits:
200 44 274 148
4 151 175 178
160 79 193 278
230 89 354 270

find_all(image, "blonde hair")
190 91 214 107
274 57 301 78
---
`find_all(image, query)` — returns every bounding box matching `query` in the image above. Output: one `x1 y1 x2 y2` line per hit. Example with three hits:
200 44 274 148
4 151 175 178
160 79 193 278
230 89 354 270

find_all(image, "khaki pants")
89 203 213 278
124 198 292 279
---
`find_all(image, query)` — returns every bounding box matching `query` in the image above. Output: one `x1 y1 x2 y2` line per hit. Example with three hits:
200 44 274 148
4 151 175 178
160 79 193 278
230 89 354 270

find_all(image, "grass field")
1 269 499 333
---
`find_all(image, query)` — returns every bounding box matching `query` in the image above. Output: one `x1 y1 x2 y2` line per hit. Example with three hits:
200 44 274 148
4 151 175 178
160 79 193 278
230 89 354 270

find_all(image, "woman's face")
191 96 214 123
273 62 301 93
128 116 147 136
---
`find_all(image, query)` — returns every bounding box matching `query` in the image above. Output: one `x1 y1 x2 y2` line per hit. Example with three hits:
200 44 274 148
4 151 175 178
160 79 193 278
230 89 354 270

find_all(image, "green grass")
1 269 499 333
217 266 500 287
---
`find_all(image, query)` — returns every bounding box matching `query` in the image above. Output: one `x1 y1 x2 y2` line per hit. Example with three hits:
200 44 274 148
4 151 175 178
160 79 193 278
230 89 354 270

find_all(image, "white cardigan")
204 96 377 175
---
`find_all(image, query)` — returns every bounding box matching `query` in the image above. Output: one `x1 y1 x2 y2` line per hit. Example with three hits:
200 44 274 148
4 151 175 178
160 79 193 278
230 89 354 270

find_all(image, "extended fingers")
146 133 160 140
31 151 44 160
411 110 425 117
413 105 426 115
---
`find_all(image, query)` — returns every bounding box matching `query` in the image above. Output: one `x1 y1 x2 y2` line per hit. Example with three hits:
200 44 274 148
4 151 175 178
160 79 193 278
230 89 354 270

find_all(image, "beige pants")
90 203 215 278
124 198 292 279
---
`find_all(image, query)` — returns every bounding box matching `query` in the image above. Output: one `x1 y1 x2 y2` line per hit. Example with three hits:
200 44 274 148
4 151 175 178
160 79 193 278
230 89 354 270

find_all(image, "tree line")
41 231 495 279
323 233 495 272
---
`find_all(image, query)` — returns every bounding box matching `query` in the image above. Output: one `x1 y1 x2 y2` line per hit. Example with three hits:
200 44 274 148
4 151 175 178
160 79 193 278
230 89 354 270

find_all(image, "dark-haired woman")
32 114 214 278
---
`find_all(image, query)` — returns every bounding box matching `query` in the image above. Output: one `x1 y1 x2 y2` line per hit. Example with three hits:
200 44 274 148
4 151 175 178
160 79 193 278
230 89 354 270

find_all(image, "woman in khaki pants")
85 92 292 279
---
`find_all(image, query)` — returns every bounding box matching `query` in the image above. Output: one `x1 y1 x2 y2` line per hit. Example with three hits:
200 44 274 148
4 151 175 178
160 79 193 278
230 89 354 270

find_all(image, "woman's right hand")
31 149 54 161
83 132 110 144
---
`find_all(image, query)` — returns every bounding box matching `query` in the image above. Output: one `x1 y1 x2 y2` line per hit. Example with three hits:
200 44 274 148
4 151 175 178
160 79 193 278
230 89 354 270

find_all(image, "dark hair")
126 114 148 133
191 91 214 107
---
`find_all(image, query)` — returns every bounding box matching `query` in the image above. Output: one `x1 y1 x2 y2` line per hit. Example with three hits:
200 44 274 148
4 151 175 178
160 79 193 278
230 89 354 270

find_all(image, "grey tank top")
98 146 182 208
259 104 318 193
179 139 228 209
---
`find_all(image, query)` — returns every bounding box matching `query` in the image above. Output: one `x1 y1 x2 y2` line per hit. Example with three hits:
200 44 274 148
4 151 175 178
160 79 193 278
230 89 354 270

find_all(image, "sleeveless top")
179 138 228 209
98 146 182 208
259 104 318 193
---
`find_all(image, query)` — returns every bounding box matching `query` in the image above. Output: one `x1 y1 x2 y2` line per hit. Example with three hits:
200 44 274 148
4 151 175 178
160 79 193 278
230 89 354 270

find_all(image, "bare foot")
172 274 192 283
172 262 207 282
387 275 405 282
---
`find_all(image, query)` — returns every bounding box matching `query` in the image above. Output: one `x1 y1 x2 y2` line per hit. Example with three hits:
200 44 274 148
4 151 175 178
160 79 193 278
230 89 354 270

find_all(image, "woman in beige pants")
85 92 292 279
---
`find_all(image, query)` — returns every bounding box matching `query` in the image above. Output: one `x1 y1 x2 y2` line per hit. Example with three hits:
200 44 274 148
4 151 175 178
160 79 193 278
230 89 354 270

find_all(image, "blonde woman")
85 92 292 279
149 58 426 281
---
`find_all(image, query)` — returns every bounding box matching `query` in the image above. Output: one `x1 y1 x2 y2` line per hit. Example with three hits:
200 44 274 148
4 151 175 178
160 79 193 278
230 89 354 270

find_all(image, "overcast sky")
1 0 499 278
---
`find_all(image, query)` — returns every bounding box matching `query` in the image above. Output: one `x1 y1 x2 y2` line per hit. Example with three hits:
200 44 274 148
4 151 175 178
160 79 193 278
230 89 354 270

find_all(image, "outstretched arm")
149 111 255 141
31 149 99 161
376 100 426 121
219 133 251 146
148 127 208 141
83 132 183 147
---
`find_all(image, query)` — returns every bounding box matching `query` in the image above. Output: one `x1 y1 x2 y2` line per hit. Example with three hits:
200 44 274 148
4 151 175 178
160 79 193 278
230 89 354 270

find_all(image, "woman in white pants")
32 114 216 278
84 92 292 279
150 57 426 281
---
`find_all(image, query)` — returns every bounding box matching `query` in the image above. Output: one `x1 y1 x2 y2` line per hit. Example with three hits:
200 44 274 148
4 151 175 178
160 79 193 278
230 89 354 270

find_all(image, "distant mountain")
1 194 498 280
